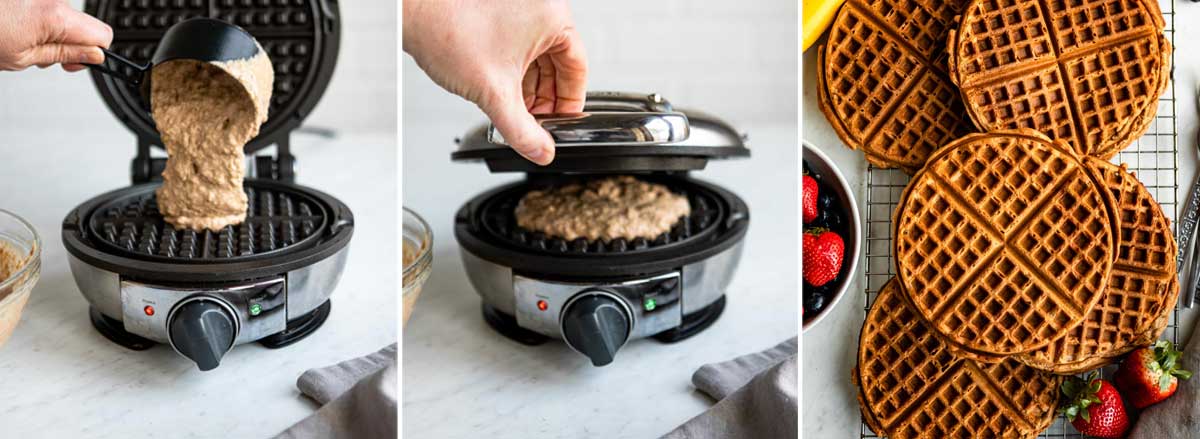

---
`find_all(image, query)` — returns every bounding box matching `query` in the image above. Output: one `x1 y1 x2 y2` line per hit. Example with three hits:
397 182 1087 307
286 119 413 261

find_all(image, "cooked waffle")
1017 159 1177 373
1130 275 1178 346
894 130 1117 356
856 278 1061 438
948 0 1171 159
817 0 975 173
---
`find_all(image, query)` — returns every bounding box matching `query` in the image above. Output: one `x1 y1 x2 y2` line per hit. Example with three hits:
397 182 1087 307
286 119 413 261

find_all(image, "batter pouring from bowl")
152 44 273 231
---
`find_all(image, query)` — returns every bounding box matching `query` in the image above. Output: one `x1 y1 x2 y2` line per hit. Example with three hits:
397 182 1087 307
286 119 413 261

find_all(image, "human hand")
403 0 587 165
0 0 113 72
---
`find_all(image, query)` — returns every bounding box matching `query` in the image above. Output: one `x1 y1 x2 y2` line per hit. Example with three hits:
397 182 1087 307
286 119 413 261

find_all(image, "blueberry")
811 209 843 230
803 160 813 176
818 192 835 212
824 211 843 229
803 288 827 315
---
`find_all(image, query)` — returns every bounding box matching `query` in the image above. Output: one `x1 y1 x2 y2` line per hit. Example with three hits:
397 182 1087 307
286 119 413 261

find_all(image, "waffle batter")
152 47 274 231
0 241 25 282
515 176 691 241
403 241 420 268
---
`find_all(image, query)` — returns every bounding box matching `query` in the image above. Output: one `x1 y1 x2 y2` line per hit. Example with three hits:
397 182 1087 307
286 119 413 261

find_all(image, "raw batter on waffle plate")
515 176 690 242
152 45 274 231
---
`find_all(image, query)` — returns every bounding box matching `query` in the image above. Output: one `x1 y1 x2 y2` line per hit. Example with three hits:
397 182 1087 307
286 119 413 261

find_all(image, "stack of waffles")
816 0 1177 436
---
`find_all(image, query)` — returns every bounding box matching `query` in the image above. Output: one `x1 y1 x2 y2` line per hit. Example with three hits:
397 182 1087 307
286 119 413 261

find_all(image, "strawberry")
802 175 819 223
1059 373 1130 438
1114 340 1193 409
803 229 843 287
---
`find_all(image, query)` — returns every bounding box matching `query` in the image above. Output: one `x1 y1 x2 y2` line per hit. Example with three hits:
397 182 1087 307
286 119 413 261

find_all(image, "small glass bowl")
0 210 41 349
402 207 433 327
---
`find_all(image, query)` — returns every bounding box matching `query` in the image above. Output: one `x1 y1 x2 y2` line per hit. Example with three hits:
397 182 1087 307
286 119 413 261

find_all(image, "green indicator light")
644 298 657 312
249 303 262 316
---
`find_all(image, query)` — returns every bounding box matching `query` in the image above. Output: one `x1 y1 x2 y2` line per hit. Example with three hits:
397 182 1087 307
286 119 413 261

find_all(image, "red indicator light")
144 305 155 316
537 300 548 311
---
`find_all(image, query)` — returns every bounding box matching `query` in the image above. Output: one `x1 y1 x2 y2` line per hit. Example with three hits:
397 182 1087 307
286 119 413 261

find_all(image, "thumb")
480 89 555 166
26 44 104 67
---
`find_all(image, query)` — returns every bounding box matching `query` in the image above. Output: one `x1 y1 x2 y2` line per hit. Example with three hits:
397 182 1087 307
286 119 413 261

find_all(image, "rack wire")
858 0 1179 435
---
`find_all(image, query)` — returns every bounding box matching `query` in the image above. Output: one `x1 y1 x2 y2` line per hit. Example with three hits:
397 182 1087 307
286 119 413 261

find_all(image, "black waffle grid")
91 0 321 121
858 0 1177 436
477 184 723 255
87 186 325 262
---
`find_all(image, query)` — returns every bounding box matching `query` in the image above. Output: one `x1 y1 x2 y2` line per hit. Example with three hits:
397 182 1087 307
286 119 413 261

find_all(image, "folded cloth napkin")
275 343 398 439
662 337 798 439
1129 322 1200 438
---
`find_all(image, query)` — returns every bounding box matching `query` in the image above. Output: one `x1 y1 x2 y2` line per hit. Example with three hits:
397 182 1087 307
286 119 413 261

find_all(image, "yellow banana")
802 0 845 52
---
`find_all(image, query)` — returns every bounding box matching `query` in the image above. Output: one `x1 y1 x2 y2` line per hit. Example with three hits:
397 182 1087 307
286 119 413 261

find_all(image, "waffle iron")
62 1 350 371
453 92 750 367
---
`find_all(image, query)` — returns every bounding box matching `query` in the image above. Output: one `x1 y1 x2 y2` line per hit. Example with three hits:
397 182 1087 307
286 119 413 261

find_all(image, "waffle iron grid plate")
87 184 326 263
857 0 1179 436
84 0 337 151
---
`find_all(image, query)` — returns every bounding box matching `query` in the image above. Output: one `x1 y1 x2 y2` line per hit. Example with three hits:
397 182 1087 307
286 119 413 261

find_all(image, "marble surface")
0 129 397 437
801 2 1200 437
402 121 798 438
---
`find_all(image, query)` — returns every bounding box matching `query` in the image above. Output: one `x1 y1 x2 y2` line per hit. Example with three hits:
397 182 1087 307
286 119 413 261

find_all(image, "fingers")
547 27 587 113
530 55 557 114
521 62 538 109
481 88 556 166
25 44 104 67
62 64 87 72
47 3 114 48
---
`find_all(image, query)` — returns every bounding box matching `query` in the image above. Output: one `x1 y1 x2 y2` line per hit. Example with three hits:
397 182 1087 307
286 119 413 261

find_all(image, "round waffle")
856 278 1060 438
948 0 1171 159
894 130 1117 356
817 0 975 173
1134 277 1177 346
1017 159 1177 373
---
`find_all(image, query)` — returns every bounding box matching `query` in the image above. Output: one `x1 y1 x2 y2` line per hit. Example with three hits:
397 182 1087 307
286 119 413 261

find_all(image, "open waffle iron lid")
452 91 750 173
84 0 341 154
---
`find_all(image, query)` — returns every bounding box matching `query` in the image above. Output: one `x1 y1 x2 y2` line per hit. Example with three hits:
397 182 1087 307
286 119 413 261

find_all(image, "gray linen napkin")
275 343 398 439
662 337 799 439
299 344 397 405
1129 322 1200 438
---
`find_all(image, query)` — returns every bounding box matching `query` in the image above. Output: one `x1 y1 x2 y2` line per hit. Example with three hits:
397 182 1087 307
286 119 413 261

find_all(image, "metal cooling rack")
858 0 1179 435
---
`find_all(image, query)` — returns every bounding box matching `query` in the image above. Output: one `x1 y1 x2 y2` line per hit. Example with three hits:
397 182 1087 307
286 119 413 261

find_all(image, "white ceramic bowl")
802 141 861 332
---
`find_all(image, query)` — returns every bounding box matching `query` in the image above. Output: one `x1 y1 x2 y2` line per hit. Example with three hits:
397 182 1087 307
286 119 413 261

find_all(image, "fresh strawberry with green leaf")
802 175 819 223
803 228 843 287
1114 340 1193 409
1059 373 1130 438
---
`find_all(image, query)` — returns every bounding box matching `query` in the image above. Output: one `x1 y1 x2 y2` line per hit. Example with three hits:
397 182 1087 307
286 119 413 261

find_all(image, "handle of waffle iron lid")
486 92 691 147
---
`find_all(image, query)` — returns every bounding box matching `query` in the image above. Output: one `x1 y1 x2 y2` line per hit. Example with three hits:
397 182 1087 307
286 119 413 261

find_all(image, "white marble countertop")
401 121 798 438
0 129 397 437
802 2 1200 437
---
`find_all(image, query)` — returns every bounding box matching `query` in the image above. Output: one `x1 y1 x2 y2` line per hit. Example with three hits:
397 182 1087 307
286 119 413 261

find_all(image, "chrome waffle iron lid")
451 91 750 173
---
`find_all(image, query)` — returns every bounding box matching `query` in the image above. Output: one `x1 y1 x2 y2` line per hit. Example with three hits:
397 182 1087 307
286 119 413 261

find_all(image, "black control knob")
168 297 238 371
561 292 631 367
